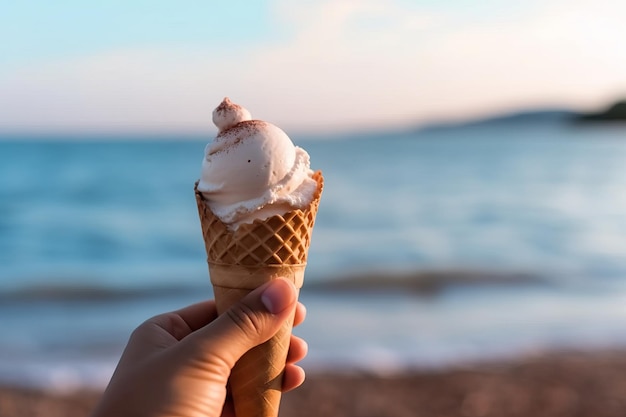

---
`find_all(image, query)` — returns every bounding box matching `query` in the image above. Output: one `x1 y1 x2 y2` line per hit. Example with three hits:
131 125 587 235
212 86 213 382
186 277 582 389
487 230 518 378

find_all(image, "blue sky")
1 2 275 68
1 0 625 134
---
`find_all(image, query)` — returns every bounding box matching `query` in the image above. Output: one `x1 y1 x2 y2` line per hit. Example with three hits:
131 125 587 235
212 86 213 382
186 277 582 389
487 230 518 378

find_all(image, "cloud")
1 0 625 134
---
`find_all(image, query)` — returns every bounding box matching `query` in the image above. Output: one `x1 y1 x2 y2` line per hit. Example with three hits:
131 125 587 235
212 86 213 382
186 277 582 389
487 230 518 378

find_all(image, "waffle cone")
195 171 323 417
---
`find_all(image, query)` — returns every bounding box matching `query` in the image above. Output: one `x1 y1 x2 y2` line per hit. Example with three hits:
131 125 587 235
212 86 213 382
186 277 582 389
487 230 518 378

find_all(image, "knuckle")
226 303 265 337
130 318 154 338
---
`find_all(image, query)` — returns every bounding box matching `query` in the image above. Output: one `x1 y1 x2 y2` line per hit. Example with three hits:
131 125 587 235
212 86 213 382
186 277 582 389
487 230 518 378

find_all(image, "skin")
91 278 307 417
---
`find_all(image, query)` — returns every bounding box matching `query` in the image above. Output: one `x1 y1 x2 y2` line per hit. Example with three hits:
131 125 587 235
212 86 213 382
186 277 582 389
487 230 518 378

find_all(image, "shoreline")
2 349 626 417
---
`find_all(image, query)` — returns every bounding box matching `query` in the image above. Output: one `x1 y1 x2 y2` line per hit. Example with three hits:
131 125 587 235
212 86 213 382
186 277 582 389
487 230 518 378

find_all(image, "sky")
1 0 625 135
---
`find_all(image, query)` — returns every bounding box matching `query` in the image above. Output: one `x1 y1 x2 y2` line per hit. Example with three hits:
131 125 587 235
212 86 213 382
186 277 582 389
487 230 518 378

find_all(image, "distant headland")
575 100 626 122
410 98 626 133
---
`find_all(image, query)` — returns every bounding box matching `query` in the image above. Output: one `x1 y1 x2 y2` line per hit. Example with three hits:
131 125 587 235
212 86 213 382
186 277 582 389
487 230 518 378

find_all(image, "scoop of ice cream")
197 98 318 229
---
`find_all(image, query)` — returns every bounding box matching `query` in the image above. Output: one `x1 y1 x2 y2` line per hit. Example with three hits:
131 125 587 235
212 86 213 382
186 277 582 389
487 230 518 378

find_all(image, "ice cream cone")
195 171 323 417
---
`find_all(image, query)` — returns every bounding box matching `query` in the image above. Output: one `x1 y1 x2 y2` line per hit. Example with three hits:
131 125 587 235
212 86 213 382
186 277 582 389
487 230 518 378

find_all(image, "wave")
0 284 207 303
306 268 546 296
0 268 547 302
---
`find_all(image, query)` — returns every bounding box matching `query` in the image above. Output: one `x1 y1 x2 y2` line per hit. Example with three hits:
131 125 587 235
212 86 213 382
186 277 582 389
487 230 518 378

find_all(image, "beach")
2 350 625 417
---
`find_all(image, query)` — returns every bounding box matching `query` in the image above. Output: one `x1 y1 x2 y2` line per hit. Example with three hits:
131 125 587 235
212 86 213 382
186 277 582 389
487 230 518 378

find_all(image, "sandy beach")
2 350 626 417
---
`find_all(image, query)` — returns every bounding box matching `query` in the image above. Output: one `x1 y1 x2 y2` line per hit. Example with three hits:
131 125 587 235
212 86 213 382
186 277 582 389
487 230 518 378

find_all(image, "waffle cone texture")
195 171 323 417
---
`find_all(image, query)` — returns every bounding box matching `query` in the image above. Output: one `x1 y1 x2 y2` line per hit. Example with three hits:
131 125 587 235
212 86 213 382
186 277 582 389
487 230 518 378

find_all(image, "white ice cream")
197 98 317 229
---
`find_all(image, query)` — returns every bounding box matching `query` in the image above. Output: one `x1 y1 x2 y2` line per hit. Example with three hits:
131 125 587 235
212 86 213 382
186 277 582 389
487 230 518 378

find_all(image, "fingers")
147 286 304 341
286 334 308 364
282 364 306 392
163 296 303 334
283 334 308 392
187 278 298 369
293 302 306 327
148 296 302 339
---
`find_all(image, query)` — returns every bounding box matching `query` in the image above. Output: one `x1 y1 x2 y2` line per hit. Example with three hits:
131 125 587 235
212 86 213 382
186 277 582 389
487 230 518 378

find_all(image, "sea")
2 115 626 393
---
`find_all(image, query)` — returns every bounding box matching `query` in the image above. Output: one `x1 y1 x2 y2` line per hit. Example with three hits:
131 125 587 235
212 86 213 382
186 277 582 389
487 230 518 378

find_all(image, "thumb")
187 278 298 369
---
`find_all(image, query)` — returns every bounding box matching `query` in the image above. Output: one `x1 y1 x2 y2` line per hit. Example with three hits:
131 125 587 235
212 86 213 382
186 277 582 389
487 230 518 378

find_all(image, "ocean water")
2 120 626 391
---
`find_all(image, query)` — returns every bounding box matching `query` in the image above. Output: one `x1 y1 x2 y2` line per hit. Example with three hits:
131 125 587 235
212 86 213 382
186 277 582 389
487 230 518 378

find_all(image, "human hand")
91 278 307 417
